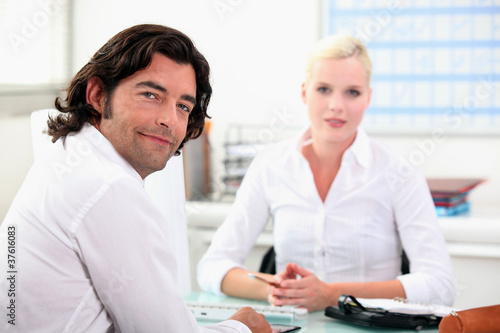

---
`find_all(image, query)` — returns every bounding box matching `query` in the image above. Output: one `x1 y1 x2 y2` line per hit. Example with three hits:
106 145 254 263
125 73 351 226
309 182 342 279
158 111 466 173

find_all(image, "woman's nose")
329 92 344 112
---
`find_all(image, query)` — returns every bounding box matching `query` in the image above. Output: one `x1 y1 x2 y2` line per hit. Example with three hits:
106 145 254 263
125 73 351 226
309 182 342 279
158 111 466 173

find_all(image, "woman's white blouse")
198 128 455 306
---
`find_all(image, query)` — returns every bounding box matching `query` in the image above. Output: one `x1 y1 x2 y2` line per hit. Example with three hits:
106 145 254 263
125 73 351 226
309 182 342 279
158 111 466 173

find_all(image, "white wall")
71 0 318 197
69 0 499 206
1 0 499 221
373 133 500 207
0 115 33 220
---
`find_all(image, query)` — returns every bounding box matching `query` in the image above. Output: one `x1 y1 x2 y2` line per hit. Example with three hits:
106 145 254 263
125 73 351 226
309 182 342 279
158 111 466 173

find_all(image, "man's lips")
140 133 172 146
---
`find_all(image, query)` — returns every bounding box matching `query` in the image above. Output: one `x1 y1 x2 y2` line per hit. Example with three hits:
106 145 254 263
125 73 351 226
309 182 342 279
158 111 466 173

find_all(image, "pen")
247 273 280 287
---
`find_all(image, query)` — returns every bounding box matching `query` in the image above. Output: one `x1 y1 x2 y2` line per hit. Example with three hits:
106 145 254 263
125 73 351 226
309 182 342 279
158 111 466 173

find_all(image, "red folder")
426 178 485 199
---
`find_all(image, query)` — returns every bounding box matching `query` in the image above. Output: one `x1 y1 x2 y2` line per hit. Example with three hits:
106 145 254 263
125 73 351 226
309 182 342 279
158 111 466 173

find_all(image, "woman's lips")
325 118 346 128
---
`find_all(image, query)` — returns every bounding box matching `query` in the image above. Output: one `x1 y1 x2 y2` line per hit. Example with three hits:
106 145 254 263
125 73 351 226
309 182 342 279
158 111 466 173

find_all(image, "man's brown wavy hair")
48 24 212 156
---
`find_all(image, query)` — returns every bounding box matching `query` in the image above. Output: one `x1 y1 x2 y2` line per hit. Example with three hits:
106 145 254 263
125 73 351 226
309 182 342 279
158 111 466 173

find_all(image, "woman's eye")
318 87 330 93
348 89 360 97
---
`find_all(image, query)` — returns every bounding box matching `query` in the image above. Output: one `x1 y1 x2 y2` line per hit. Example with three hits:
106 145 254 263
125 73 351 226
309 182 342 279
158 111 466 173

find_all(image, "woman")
198 34 455 312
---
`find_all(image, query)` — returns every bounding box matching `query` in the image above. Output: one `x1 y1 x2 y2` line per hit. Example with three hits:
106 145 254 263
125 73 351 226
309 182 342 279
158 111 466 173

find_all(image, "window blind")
0 0 71 86
323 0 499 134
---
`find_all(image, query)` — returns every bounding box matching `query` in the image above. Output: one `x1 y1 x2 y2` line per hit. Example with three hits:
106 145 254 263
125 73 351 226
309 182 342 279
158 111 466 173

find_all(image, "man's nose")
156 102 179 129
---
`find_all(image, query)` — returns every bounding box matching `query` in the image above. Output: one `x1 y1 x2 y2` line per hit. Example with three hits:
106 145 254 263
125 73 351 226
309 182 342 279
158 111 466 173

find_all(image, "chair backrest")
30 109 58 161
145 155 191 295
259 246 276 274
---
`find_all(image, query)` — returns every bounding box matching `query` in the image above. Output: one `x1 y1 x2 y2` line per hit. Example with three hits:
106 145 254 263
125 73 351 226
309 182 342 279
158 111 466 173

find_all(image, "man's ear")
86 76 106 115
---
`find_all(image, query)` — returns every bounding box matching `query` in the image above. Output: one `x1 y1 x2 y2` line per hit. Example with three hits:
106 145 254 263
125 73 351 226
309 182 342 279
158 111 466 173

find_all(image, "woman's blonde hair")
305 34 372 86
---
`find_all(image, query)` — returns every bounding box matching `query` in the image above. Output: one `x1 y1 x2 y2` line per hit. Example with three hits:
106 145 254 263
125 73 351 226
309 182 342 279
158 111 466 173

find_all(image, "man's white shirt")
0 123 250 333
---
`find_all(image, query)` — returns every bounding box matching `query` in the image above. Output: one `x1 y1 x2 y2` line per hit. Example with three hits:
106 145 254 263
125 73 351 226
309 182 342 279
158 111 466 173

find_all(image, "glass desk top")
184 292 440 333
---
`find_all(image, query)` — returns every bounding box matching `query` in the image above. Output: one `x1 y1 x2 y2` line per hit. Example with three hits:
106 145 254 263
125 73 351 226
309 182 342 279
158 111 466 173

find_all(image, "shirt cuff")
207 319 252 333
199 259 245 295
397 272 429 303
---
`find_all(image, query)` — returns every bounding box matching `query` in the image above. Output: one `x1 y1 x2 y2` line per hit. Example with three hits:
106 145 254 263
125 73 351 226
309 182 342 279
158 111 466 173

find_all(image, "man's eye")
142 92 156 99
348 89 360 97
178 104 191 113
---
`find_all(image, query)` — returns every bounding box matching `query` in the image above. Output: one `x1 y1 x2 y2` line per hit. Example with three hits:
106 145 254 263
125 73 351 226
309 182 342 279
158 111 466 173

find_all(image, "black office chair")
401 250 410 275
259 246 410 275
259 246 277 274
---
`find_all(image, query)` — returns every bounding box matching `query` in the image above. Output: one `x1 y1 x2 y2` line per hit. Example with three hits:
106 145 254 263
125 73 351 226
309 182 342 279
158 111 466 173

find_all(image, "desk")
185 292 439 332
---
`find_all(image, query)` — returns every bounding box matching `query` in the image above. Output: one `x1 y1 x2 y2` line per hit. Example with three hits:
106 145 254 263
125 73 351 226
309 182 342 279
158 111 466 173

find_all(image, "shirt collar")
74 123 144 185
348 127 370 169
296 126 371 169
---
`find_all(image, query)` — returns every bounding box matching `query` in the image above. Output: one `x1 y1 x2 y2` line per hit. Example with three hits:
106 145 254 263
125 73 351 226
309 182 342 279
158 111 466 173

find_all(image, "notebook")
354 297 458 317
324 295 457 330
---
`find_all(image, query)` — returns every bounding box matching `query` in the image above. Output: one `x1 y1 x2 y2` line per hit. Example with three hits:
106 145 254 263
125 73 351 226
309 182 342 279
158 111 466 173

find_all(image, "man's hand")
228 307 272 332
268 263 335 312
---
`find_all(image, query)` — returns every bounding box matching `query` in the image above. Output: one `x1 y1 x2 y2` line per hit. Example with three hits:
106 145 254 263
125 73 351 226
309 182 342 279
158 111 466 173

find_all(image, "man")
0 24 270 333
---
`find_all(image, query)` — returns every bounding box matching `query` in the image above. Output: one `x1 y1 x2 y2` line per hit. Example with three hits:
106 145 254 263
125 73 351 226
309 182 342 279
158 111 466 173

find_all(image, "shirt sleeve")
197 153 272 294
389 166 456 306
73 177 250 333
204 320 252 333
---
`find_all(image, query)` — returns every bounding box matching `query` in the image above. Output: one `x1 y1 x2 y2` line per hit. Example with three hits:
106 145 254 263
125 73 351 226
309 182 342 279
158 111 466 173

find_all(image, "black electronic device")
270 323 301 332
